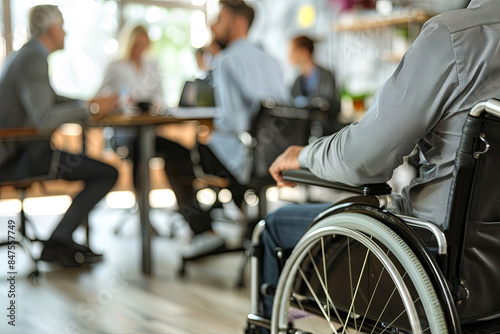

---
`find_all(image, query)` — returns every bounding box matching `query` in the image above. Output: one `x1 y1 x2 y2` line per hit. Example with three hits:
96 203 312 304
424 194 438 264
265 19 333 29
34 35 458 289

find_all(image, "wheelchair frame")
245 98 500 334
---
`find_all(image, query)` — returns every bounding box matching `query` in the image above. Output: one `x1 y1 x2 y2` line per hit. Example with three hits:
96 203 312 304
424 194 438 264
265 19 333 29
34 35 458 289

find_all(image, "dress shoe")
71 242 104 264
40 240 85 267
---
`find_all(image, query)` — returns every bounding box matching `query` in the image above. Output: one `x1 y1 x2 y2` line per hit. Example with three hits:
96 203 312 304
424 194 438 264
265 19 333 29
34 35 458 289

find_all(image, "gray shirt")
298 0 500 228
208 39 290 184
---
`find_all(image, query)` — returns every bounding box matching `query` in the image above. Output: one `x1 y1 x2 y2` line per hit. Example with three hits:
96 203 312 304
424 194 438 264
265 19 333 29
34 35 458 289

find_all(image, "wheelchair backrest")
445 98 500 322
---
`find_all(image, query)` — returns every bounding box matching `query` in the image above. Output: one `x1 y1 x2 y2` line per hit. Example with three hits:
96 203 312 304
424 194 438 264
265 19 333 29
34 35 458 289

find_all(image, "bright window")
8 0 211 105
10 0 119 100
122 3 209 106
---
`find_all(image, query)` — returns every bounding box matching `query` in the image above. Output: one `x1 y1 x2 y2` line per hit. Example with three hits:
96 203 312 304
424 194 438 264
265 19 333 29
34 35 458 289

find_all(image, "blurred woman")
98 24 164 187
99 24 163 107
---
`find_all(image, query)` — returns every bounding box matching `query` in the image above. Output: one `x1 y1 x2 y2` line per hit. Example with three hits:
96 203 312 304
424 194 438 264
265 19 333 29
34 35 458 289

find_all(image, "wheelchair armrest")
282 169 392 196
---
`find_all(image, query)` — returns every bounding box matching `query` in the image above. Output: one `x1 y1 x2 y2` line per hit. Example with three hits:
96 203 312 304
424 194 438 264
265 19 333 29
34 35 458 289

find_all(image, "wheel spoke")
378 297 421 334
370 272 408 334
298 267 339 334
322 237 331 323
293 293 328 334
342 241 371 334
346 237 357 333
358 249 390 333
306 246 345 328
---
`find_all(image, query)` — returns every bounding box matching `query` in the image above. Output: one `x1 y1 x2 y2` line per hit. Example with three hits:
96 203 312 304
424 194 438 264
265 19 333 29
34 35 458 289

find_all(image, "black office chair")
0 131 90 279
179 99 322 285
0 131 60 279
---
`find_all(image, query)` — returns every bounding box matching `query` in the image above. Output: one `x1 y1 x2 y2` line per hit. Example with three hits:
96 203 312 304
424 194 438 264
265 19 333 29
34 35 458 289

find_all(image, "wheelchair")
245 98 500 334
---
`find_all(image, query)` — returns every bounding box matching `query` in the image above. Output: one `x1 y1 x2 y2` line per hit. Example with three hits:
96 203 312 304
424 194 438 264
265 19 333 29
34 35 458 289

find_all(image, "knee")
99 164 118 188
108 165 119 186
263 204 301 236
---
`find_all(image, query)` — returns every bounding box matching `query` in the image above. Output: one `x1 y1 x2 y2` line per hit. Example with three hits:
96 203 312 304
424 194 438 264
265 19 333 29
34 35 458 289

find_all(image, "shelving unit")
333 10 433 32
332 9 434 115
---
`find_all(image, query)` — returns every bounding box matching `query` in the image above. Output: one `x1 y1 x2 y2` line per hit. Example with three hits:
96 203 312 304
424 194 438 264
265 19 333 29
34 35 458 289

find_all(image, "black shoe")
71 242 104 264
40 240 85 267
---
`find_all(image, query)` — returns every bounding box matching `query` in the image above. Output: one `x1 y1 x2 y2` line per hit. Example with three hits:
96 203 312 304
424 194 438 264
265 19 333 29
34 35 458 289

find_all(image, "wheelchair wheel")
271 212 448 334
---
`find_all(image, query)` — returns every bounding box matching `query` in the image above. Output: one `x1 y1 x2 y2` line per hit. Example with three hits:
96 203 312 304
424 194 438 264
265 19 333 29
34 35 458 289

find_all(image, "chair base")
0 237 41 282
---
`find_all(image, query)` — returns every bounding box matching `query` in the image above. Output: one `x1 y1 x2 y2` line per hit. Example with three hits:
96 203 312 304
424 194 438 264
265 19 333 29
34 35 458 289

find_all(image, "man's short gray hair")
29 5 63 37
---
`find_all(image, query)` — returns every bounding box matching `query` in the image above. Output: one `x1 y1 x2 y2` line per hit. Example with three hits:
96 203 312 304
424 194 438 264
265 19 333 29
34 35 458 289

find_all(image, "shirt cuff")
298 145 312 169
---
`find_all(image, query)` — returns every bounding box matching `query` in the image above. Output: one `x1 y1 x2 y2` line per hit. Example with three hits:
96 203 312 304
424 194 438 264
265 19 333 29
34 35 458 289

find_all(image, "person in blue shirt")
161 0 290 257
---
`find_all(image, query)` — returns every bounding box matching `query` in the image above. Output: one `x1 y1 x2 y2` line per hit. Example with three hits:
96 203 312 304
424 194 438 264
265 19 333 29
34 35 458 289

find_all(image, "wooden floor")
0 205 253 334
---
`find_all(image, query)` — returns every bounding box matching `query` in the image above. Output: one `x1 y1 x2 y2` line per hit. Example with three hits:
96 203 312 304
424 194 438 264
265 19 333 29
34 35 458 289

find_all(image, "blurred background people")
160 0 290 258
289 35 342 135
98 24 164 187
0 5 118 267
99 24 164 109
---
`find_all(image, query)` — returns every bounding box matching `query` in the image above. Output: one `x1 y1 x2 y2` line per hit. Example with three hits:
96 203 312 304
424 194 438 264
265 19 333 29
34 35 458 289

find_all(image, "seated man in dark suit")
0 5 118 267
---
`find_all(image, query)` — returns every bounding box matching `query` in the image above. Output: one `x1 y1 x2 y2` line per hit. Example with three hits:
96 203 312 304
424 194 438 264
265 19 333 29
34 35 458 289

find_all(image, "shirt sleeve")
98 62 119 95
213 55 250 132
17 55 89 135
298 18 459 185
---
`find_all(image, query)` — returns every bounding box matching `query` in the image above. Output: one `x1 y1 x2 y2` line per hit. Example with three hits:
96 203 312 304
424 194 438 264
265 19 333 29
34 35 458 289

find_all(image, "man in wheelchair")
248 1 500 333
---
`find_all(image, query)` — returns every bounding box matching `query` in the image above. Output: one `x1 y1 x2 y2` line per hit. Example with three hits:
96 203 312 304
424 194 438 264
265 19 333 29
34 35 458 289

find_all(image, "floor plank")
0 205 252 334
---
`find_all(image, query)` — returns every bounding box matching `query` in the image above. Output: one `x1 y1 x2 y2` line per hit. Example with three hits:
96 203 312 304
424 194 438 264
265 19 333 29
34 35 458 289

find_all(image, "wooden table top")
87 107 216 127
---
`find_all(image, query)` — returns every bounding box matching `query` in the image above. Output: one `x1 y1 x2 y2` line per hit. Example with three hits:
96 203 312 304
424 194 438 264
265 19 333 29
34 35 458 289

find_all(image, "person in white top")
99 24 163 106
98 24 165 187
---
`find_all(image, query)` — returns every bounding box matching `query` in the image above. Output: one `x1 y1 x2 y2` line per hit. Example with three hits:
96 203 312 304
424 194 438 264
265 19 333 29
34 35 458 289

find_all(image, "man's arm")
17 55 116 134
271 18 459 186
17 55 89 134
269 145 303 187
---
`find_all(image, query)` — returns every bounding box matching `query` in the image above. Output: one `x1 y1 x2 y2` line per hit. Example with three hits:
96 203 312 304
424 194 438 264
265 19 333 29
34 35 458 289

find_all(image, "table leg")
137 125 154 275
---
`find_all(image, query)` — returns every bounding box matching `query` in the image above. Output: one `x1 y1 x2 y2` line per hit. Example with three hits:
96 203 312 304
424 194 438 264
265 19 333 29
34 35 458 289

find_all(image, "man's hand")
269 145 304 187
88 94 118 118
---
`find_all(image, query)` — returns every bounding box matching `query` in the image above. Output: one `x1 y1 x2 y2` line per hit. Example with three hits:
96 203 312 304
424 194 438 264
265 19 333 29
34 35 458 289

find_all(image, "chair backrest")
0 128 57 183
250 100 313 182
445 98 500 322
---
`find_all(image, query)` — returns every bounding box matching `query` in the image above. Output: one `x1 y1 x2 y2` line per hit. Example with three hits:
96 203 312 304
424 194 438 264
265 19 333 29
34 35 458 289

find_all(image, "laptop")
178 79 215 108
168 79 217 119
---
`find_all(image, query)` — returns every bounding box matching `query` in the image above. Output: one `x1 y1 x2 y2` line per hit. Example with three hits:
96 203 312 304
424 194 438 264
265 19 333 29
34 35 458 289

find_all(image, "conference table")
87 107 216 275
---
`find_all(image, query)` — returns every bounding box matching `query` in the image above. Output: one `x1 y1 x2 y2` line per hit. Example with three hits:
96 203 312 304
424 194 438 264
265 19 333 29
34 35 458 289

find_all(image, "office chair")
0 129 90 278
179 99 323 286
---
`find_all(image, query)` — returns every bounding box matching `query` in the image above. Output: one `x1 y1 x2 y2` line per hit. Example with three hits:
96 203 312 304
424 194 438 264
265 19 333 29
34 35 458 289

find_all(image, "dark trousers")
158 138 249 235
49 151 118 244
260 203 331 319
112 134 249 235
